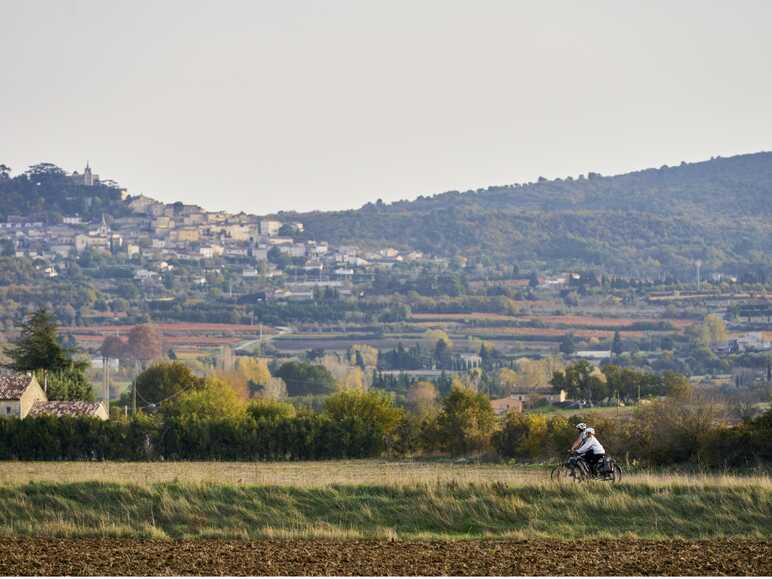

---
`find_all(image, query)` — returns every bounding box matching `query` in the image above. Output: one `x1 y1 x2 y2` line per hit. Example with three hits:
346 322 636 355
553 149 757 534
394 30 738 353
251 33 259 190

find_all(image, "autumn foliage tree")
127 324 162 369
99 335 126 363
406 380 439 414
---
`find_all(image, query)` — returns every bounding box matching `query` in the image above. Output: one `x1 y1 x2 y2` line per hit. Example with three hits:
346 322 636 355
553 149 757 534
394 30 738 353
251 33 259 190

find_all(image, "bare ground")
1 538 770 576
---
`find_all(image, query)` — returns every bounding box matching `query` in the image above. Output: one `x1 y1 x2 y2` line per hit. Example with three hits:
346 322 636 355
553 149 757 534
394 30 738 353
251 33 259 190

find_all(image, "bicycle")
550 452 623 483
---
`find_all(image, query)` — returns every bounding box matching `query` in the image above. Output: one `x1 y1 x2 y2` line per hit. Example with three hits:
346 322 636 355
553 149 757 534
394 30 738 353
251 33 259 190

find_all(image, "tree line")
1 382 770 468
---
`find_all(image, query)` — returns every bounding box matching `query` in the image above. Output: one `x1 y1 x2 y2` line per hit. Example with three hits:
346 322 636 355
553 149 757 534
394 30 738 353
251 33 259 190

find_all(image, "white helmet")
575 422 587 431
585 427 595 434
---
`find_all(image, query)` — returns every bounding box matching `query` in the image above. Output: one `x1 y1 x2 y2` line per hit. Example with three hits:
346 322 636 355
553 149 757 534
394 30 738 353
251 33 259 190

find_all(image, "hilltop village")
3 163 438 301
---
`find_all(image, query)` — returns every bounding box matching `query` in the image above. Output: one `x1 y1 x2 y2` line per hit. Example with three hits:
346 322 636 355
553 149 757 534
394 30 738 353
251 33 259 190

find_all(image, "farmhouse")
0 371 108 420
0 372 47 418
27 400 108 420
490 396 524 415
490 390 568 414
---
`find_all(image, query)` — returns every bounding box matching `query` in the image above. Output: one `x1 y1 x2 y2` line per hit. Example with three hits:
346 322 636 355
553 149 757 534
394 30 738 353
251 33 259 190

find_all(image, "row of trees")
550 360 692 403
496 400 772 468
2 375 770 468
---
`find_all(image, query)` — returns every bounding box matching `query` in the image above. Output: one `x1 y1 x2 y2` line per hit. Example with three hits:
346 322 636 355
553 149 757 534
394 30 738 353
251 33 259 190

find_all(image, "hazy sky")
2 1 771 215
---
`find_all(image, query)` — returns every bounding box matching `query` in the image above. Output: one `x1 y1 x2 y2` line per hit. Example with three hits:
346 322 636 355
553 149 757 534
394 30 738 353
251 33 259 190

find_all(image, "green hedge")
0 412 376 461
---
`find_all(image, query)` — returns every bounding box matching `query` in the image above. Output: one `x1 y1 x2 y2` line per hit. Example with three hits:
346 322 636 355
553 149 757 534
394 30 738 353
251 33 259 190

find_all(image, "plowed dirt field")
1 538 769 576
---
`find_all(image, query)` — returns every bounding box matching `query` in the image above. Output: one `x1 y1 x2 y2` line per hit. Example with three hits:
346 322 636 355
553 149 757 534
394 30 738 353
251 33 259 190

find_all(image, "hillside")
285 152 772 275
0 163 129 222
3 153 771 276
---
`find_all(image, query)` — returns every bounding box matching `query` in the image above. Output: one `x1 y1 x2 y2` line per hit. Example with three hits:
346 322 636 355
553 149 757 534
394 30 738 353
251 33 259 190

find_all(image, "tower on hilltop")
84 162 94 186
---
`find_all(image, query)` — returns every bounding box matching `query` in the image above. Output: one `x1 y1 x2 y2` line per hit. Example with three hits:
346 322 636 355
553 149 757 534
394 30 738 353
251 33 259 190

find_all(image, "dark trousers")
582 451 604 473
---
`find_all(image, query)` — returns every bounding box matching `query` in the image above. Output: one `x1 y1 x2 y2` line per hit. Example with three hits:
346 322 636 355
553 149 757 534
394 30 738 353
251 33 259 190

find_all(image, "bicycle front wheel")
551 464 581 483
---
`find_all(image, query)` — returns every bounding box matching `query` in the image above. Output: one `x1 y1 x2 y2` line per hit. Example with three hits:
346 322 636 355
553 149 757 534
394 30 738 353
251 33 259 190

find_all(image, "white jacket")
576 435 605 455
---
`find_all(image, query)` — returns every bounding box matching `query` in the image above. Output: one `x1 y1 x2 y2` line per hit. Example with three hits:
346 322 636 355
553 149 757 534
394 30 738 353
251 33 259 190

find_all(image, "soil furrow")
1 538 769 576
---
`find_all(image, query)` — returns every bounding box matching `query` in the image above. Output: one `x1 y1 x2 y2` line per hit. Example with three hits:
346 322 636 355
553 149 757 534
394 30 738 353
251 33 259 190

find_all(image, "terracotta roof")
28 401 104 418
0 372 35 400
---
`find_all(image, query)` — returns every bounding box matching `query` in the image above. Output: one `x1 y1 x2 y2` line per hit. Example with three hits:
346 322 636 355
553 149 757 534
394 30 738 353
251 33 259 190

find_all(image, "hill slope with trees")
285 152 772 275
0 163 129 223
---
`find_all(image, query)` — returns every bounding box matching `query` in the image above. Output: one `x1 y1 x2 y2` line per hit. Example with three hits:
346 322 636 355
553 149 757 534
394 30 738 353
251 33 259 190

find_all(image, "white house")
259 220 282 237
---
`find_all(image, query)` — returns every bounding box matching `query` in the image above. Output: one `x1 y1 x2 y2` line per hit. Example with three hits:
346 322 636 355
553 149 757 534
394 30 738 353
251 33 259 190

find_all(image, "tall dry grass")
2 460 769 489
0 478 768 541
0 460 544 487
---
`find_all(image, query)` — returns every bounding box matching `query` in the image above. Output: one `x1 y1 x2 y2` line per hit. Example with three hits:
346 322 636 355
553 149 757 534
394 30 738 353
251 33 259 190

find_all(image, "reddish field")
61 322 271 334
470 327 652 339
411 313 515 322
410 313 693 330
1 538 768 576
74 335 243 346
520 315 694 329
60 322 270 350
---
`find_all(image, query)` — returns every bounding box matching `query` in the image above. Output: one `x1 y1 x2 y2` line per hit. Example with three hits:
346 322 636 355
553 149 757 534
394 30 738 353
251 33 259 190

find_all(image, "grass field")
528 404 639 418
0 461 769 542
0 460 543 487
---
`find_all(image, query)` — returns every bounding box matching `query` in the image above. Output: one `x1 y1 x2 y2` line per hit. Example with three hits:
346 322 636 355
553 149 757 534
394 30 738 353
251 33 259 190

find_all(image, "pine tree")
6 309 71 372
5 309 93 401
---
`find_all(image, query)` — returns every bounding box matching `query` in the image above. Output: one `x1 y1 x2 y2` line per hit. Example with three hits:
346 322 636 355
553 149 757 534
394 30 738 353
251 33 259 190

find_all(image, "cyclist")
569 422 589 452
574 426 606 474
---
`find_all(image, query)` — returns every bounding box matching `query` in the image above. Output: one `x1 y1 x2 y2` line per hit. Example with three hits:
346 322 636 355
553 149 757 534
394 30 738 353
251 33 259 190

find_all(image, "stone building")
0 371 108 420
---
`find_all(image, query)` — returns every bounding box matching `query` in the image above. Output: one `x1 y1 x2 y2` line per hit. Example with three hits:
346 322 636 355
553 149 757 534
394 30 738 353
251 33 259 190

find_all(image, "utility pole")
103 358 110 415
696 260 702 291
132 379 137 415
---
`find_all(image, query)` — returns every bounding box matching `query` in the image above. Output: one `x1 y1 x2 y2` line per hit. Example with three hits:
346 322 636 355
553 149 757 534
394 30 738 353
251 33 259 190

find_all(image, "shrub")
323 389 403 457
435 384 496 456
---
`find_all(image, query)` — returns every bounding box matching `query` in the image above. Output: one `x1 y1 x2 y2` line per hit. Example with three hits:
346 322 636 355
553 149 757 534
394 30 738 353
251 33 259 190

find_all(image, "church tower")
84 162 94 186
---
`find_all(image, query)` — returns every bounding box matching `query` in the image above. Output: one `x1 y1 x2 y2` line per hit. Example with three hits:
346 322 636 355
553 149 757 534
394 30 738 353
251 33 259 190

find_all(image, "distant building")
200 244 224 259
490 396 525 416
724 332 772 353
69 162 99 187
259 220 282 237
277 243 306 258
459 353 482 368
27 400 108 420
575 350 611 360
491 390 567 413
127 195 160 214
74 234 109 254
0 372 107 420
0 373 47 419
134 269 157 281
171 227 200 243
